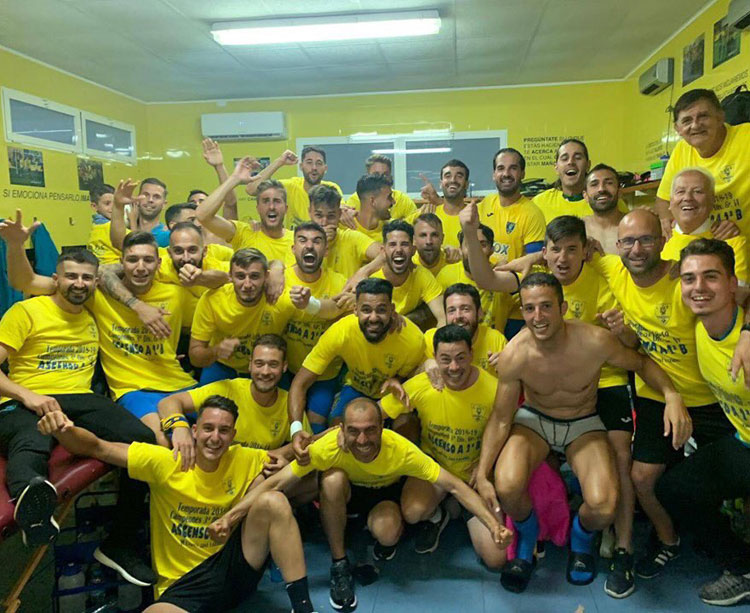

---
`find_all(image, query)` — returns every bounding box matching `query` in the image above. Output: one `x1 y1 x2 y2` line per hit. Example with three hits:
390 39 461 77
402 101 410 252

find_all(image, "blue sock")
570 514 595 555
310 422 326 435
514 511 539 563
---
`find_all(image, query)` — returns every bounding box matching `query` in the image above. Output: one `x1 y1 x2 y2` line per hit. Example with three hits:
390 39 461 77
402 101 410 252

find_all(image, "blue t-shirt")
151 223 170 248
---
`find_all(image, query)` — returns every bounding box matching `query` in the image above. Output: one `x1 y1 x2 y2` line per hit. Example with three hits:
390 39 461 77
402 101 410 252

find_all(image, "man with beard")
582 164 625 254
661 167 749 285
412 213 455 277
351 173 395 243
423 283 507 377
248 146 343 229
217 395 512 612
346 154 417 221
478 148 546 338
590 209 739 581
158 335 310 470
38 396 318 613
371 220 445 329
383 324 508 564
409 159 472 248
476 273 690 593
190 248 341 384
534 139 592 223
287 278 425 455
282 222 350 432
0 249 158 587
655 88 750 239
197 158 294 263
436 224 502 329
131 177 170 247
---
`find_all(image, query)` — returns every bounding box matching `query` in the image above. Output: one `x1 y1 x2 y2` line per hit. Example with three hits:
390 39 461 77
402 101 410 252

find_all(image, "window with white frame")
2 87 81 153
296 130 507 199
82 111 136 164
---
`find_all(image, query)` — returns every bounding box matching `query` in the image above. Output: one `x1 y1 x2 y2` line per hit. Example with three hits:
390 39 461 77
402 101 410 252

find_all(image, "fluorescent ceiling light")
212 10 440 46
372 147 452 155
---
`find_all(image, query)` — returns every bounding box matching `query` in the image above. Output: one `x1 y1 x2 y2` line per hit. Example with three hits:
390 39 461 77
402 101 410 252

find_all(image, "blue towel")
0 239 23 315
30 223 59 277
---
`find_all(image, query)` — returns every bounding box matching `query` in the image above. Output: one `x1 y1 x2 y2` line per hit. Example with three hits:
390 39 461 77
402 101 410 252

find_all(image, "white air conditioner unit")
200 112 286 141
728 0 750 29
639 58 674 96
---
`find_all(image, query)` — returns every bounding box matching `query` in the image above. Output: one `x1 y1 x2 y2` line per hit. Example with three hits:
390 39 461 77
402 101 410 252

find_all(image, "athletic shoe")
535 540 546 560
699 571 750 606
635 534 680 579
14 477 59 547
94 538 157 586
373 542 397 561
500 558 535 593
329 559 357 611
567 550 597 586
414 508 450 554
604 548 635 598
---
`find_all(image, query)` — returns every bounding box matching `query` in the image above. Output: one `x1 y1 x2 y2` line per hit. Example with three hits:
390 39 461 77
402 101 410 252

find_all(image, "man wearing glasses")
590 209 736 582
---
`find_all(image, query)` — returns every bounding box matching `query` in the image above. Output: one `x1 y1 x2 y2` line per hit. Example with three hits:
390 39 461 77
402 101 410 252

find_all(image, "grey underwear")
513 405 606 453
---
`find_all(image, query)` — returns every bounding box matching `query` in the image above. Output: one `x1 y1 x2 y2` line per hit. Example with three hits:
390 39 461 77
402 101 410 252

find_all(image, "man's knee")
478 546 507 571
400 497 433 525
320 469 348 499
630 462 661 494
584 485 619 523
256 490 293 519
368 502 403 541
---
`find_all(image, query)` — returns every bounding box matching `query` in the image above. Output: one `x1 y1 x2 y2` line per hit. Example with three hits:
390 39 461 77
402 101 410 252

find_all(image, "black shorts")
632 398 733 465
347 478 405 517
596 385 634 433
157 525 264 613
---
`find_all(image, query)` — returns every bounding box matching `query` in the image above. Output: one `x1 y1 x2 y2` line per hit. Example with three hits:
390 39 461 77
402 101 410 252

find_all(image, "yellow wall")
621 0 750 172
0 47 149 247
2 0 748 246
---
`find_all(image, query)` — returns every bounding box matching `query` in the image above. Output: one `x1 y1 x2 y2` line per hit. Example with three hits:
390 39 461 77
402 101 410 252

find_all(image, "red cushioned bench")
0 446 111 612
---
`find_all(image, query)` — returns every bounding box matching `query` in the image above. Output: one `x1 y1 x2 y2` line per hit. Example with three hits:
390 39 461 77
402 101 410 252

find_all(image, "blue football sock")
514 511 539 563
570 514 595 554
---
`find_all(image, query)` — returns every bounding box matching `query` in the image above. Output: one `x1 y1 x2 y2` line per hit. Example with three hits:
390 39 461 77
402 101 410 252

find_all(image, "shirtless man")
475 272 690 593
583 164 624 254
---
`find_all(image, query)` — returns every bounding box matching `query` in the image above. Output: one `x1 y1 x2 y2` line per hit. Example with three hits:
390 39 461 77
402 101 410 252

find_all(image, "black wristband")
741 323 750 334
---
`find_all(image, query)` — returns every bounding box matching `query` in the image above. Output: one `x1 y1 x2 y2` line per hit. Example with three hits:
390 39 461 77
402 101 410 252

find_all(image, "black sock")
286 576 313 613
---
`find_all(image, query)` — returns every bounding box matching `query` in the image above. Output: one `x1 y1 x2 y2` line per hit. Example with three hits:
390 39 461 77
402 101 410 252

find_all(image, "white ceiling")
0 0 712 102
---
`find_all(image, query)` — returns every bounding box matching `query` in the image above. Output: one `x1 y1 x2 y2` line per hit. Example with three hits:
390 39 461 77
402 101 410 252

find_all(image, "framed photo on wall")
77 158 104 191
682 34 704 86
713 17 741 67
8 146 45 187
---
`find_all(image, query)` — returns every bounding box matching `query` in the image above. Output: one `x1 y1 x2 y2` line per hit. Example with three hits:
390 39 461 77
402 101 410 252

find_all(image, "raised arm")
110 179 140 251
202 138 237 220
425 296 446 327
245 150 297 196
37 412 129 468
0 210 55 295
157 391 197 470
459 203 520 293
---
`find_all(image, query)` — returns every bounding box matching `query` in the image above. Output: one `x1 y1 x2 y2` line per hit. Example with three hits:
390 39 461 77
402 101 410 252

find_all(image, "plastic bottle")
88 563 108 609
58 562 86 613
117 582 142 612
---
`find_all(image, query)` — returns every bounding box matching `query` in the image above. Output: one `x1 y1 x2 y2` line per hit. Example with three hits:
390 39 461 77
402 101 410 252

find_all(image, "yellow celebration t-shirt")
284 267 346 379
532 188 629 225
326 228 376 279
662 226 749 286
477 194 546 264
0 296 98 399
348 189 417 221
658 123 750 235
128 442 266 596
424 324 506 376
87 282 196 399
381 370 496 482
87 221 121 265
353 217 385 243
289 427 440 488
156 248 231 325
407 205 463 248
435 262 500 328
187 380 309 449
591 255 714 406
191 286 297 372
695 308 750 444
281 176 343 230
302 314 425 398
229 220 293 264
412 250 449 277
562 263 628 389
372 266 443 316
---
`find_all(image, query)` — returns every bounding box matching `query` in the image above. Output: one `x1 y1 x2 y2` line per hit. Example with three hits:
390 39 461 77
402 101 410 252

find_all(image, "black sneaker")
699 571 750 606
635 535 680 579
373 542 397 561
329 558 357 611
605 548 635 598
567 551 597 586
95 537 157 587
500 558 535 593
414 508 450 554
14 477 59 547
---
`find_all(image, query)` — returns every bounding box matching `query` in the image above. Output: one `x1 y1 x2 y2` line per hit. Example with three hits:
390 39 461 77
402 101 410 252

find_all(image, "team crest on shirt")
570 300 584 319
270 420 281 437
384 353 395 369
88 323 98 339
225 478 236 496
721 165 733 183
506 222 516 234
471 404 484 422
261 312 272 326
655 303 672 325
